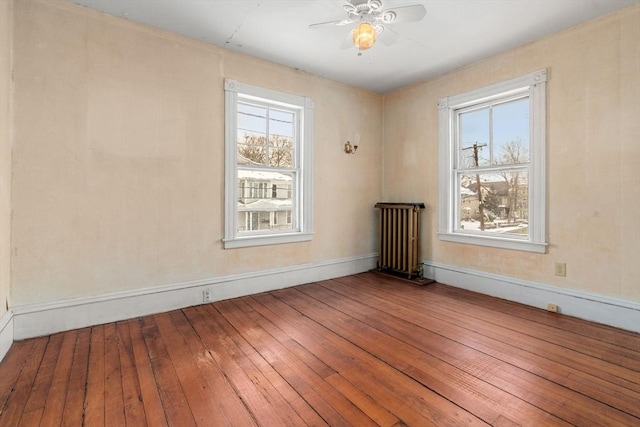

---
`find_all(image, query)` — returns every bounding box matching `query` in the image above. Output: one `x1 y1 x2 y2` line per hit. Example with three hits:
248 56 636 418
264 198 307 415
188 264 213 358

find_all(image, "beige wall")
383 4 640 302
0 0 12 317
7 0 639 310
10 0 382 305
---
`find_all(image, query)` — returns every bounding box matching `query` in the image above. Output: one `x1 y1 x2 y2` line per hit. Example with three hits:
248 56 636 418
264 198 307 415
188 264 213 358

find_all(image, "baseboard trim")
0 309 13 363
423 260 640 333
12 254 377 340
10 255 635 342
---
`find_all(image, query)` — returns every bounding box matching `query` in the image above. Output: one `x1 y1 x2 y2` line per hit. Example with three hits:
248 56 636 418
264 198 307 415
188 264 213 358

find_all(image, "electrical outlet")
547 303 559 313
202 288 213 303
554 262 566 277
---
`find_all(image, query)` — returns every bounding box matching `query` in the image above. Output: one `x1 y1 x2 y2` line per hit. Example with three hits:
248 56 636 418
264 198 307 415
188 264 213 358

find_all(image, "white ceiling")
71 0 638 93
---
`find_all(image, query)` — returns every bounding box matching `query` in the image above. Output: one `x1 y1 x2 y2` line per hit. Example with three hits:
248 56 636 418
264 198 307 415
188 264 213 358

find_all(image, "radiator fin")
375 203 425 279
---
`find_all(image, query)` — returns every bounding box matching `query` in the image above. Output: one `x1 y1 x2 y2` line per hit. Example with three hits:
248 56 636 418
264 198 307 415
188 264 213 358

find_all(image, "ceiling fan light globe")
352 22 376 50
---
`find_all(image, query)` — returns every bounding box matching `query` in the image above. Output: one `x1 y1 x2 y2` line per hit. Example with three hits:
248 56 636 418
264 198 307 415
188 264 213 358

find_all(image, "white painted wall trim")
12 254 377 340
0 309 13 363
10 254 634 345
423 260 640 333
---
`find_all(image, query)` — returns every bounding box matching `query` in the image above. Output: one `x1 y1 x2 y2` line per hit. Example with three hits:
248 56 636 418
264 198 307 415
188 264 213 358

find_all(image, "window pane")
269 109 294 138
237 102 268 165
459 107 490 168
237 136 266 165
268 136 293 167
493 98 529 165
459 171 528 238
238 102 267 134
269 109 294 167
237 170 295 233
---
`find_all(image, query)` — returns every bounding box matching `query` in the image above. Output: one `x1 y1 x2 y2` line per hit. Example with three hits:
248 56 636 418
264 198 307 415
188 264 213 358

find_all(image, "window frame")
224 79 313 249
438 69 547 253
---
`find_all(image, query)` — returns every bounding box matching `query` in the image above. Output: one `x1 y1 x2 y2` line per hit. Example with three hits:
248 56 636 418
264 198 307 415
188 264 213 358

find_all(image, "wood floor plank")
241 295 400 426
169 308 263 425
0 272 638 427
251 291 487 426
280 283 635 426
0 337 48 426
233 298 337 381
359 274 640 371
18 333 65 425
103 323 125 426
216 298 375 427
154 310 258 426
420 289 640 371
232 296 385 427
127 318 168 426
322 276 640 420
297 283 569 426
324 372 399 427
194 304 329 427
424 277 640 351
238 295 401 427
152 312 231 425
139 315 197 426
0 339 36 410
319 277 640 416
83 324 105 426
61 328 91 426
115 321 148 426
39 330 78 427
331 275 640 390
182 305 301 427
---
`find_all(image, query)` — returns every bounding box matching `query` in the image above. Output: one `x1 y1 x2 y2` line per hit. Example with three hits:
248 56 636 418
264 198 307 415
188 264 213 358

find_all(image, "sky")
459 96 529 167
237 101 295 140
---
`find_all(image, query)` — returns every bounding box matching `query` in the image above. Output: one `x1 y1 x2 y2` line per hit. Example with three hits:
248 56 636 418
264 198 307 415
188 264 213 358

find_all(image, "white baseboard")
9 254 635 343
423 260 640 333
12 254 377 340
0 309 13 363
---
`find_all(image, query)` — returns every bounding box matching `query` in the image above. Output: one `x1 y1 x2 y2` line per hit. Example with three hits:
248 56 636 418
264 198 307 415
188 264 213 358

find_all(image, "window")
224 80 313 248
438 69 547 253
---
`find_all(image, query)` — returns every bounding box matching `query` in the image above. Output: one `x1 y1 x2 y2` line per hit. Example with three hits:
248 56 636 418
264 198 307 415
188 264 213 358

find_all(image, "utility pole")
462 142 487 231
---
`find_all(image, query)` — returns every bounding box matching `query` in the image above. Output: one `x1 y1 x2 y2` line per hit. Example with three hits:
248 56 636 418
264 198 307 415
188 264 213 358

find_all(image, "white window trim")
438 69 547 253
224 79 313 249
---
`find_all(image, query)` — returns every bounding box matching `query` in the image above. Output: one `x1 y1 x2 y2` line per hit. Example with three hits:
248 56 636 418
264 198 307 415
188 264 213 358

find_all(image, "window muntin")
224 80 313 249
438 69 547 253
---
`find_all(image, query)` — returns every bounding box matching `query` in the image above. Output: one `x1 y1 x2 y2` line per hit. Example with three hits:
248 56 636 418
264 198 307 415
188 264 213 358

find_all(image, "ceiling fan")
309 0 427 52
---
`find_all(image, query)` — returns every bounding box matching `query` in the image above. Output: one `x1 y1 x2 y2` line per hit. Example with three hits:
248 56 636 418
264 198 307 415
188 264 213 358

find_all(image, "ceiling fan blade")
309 18 354 29
379 4 427 24
340 30 355 49
377 27 399 46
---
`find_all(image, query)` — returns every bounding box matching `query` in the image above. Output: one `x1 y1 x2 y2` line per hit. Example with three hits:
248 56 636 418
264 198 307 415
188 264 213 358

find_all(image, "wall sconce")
344 140 358 154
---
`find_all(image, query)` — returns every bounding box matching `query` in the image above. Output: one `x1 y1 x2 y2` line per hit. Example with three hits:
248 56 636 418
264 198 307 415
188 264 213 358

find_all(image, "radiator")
375 203 425 279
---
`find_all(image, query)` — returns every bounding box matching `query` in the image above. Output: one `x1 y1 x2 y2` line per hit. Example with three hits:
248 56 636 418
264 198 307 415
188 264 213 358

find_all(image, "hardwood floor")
1 272 639 426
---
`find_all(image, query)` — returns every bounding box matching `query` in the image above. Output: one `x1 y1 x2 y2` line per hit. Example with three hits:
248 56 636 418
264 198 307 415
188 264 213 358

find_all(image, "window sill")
224 232 313 249
438 232 547 253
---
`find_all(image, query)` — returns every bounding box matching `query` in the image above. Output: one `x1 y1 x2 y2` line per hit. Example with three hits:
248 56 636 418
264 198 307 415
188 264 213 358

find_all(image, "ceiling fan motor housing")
344 1 397 24
309 0 426 50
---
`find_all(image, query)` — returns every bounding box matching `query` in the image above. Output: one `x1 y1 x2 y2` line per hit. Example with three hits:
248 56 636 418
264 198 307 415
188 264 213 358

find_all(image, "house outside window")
224 80 313 248
438 69 547 253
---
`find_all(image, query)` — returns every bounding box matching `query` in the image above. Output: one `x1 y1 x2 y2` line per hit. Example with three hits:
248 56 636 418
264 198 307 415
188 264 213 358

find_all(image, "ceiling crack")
225 0 263 46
